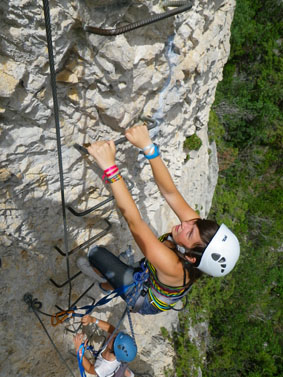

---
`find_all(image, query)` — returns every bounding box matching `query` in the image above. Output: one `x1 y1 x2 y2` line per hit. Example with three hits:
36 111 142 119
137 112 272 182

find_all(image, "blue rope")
70 283 134 318
77 344 87 377
71 262 149 318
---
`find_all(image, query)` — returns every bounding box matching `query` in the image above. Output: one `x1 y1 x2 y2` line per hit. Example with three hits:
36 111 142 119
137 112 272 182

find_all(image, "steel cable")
23 293 76 377
42 0 72 308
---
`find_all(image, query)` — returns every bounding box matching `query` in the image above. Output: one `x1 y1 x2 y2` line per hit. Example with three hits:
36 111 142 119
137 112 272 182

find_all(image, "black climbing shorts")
88 245 161 315
88 245 135 290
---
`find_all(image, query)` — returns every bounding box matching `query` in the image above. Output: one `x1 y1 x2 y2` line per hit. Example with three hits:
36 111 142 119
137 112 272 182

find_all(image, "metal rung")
54 219 111 255
74 117 158 155
70 117 157 217
50 219 111 288
67 180 134 217
55 285 95 312
50 271 82 288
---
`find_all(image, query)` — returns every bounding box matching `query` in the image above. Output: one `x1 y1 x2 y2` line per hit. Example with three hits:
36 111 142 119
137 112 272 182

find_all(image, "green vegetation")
184 134 202 151
184 134 203 161
168 1 283 376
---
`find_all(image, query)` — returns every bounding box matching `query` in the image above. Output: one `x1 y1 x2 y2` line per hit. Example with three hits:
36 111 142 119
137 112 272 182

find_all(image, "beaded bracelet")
106 173 122 184
143 143 160 160
102 165 119 181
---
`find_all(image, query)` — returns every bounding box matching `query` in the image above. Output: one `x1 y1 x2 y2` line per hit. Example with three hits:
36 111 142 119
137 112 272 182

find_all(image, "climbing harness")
84 2 194 36
125 261 149 311
77 342 127 377
51 262 149 327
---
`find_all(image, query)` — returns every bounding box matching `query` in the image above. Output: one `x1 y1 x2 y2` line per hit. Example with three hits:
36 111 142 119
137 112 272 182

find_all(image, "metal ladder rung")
69 117 157 217
50 271 82 288
50 219 111 288
67 181 133 217
55 283 95 312
53 219 111 256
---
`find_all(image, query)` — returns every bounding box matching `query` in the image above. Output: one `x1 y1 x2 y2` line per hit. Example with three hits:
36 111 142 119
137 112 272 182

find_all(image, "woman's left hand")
87 140 116 171
73 333 86 353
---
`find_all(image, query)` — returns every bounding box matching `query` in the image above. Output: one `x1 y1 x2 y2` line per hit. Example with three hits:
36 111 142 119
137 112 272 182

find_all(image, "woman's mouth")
175 224 181 233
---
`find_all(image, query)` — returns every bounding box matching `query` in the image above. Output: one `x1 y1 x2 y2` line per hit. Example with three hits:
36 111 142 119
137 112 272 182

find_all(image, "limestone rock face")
0 0 235 376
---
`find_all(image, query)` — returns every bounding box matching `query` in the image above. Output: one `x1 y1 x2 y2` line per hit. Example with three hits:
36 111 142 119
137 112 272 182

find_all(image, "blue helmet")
113 332 137 362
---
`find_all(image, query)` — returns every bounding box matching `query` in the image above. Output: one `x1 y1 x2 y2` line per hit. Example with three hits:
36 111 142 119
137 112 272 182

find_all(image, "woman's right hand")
87 140 116 171
81 315 93 326
125 124 153 149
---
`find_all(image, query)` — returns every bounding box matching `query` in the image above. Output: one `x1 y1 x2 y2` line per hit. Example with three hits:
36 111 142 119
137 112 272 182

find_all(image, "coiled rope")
42 0 72 307
23 293 76 377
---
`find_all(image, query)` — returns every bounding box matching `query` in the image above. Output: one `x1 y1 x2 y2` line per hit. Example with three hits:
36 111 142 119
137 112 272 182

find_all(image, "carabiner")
51 310 74 327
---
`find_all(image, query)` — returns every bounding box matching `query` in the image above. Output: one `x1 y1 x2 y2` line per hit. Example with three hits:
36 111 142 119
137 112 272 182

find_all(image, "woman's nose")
181 222 187 231
182 221 191 230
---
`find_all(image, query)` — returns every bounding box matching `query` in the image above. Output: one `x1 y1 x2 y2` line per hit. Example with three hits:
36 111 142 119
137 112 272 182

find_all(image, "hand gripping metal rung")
69 117 157 217
73 117 158 156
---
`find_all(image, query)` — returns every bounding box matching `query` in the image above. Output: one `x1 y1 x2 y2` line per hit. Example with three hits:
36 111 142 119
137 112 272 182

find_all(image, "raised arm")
87 140 181 277
125 125 200 222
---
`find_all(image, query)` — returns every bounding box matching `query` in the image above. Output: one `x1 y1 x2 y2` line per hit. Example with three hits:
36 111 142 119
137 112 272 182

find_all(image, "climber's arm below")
73 334 96 375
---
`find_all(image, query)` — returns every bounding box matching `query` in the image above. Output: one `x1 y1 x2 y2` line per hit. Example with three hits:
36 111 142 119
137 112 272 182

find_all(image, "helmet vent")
118 344 129 357
211 253 221 261
211 254 227 273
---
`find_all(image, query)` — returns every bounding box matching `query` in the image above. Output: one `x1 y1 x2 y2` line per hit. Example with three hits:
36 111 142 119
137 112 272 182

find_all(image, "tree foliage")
168 1 283 376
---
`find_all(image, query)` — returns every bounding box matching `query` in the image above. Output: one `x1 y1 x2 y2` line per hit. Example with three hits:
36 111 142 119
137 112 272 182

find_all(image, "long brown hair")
173 218 220 283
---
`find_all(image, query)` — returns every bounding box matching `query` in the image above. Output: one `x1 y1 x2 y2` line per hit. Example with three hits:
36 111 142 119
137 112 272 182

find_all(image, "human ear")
185 255 196 264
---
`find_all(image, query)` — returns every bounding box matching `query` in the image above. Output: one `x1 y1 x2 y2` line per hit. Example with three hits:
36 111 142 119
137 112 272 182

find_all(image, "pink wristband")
105 167 119 177
104 165 118 174
102 168 119 181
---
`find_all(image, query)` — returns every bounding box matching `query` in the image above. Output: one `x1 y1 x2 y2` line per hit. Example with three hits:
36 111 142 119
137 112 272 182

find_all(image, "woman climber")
77 124 240 315
73 314 136 376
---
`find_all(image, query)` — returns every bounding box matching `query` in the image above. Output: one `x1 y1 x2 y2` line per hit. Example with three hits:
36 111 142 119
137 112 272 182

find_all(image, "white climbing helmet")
197 224 240 277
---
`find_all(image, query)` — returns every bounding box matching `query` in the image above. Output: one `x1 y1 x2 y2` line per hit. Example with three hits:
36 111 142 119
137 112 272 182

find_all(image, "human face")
172 219 202 249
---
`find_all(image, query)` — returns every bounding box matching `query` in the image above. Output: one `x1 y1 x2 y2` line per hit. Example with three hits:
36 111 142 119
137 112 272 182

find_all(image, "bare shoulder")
130 220 181 277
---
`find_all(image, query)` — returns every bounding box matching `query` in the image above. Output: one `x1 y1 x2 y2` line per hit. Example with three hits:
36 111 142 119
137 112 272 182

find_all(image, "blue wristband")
144 144 160 160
